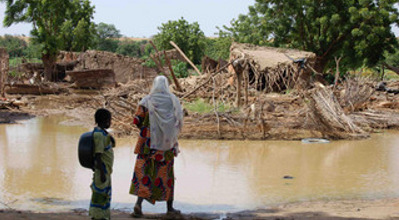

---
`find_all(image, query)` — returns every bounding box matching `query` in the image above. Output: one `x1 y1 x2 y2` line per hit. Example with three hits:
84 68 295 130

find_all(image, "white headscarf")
139 76 183 154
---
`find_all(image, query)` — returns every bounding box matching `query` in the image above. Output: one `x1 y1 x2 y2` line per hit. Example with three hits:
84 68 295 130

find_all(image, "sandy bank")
1 198 399 219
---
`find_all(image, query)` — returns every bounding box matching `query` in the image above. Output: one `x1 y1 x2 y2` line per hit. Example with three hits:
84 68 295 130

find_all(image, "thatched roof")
230 42 316 70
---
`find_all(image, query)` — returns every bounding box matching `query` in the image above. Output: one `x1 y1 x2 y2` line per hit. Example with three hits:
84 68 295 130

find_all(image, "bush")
172 61 189 78
184 98 234 113
0 35 27 57
97 39 119 53
204 37 232 60
116 40 149 57
153 17 206 65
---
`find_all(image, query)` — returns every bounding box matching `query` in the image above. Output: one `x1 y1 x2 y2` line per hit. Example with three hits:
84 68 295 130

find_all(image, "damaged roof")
230 42 316 70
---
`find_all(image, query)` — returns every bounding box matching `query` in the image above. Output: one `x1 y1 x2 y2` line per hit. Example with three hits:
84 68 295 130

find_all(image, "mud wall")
74 50 150 83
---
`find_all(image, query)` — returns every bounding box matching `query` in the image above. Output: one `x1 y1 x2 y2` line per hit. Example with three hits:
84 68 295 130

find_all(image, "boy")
89 108 115 220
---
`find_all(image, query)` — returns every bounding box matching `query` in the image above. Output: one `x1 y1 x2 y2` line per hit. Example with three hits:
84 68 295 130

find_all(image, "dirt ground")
1 198 399 219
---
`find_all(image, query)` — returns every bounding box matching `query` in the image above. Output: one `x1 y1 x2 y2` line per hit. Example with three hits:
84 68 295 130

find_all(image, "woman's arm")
133 105 147 128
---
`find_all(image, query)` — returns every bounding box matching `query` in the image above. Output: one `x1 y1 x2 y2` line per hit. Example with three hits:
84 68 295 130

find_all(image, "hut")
228 42 317 107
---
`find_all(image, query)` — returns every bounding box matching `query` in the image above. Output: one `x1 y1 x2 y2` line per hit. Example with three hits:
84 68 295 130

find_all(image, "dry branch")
170 41 202 76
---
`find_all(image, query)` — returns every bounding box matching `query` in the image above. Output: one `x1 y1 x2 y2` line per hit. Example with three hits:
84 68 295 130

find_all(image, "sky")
0 0 255 37
0 0 398 38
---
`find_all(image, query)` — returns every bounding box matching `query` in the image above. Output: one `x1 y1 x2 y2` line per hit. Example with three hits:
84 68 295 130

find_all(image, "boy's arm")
95 153 106 183
110 135 116 147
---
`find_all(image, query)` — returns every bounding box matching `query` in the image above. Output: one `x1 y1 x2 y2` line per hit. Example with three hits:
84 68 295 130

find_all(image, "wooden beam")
170 41 202 76
163 50 183 92
384 62 399 75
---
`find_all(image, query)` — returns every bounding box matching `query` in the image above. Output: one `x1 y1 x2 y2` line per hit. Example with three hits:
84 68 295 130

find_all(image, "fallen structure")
66 69 117 89
74 50 154 83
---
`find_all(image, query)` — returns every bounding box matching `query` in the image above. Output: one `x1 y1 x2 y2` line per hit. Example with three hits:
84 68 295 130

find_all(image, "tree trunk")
314 56 329 84
314 56 328 74
42 53 57 82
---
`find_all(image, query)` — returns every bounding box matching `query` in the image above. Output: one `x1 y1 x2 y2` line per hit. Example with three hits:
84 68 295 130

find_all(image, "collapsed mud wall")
73 50 155 83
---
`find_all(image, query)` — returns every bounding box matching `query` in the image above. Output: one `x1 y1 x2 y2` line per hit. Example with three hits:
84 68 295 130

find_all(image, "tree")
96 22 122 39
204 37 232 61
221 0 399 73
2 0 96 81
154 17 206 65
384 39 399 67
61 0 96 52
95 22 122 52
0 35 27 57
116 40 148 57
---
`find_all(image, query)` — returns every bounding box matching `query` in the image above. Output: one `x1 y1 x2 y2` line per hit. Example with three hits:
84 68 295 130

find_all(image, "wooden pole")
170 41 202 76
149 54 165 74
236 70 242 108
333 56 342 89
163 50 183 92
0 48 9 98
149 41 164 67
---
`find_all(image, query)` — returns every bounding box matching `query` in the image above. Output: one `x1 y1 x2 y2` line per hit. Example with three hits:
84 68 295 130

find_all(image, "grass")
184 98 236 114
9 57 42 68
348 68 399 81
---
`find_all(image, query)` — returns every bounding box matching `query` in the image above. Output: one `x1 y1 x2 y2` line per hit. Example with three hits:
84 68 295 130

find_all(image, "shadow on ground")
0 110 34 124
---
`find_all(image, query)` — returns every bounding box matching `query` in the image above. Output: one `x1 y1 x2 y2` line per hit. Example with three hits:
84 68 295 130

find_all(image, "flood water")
1 116 399 214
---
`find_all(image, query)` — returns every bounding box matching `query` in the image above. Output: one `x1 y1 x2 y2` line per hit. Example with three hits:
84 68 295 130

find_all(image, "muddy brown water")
0 116 399 214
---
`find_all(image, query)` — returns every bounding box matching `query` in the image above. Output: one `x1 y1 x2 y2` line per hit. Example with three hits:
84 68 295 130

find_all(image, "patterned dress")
129 105 177 204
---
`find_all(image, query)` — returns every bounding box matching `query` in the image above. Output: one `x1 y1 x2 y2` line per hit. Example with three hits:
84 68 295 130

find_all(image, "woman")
130 75 183 217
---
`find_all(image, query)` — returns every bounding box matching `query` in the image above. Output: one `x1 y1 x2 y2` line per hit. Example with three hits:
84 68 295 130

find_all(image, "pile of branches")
338 76 375 112
305 83 369 139
86 80 151 136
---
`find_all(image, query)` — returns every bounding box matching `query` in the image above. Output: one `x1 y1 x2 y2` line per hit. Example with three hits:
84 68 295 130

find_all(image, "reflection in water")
0 117 399 213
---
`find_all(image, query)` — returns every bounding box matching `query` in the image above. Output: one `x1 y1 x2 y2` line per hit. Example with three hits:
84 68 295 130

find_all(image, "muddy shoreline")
3 85 399 141
1 198 399 219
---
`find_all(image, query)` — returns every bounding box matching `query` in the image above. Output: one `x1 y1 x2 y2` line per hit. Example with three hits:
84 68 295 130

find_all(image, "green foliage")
384 42 399 67
141 55 157 68
94 22 122 52
172 61 189 78
60 0 96 51
154 17 206 64
115 40 150 57
96 39 119 52
184 98 233 113
220 0 399 72
0 35 43 59
9 57 41 68
116 41 141 57
23 42 42 59
96 22 122 39
0 35 27 57
184 99 215 113
204 37 232 60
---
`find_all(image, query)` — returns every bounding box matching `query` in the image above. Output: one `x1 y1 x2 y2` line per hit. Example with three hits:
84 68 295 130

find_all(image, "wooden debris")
305 83 368 139
170 41 202 76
